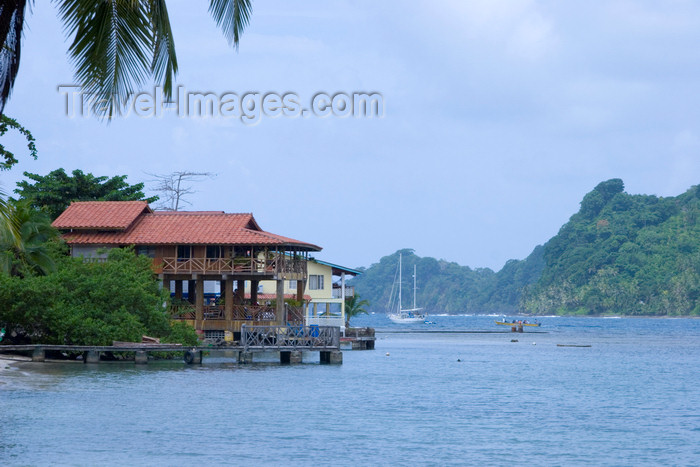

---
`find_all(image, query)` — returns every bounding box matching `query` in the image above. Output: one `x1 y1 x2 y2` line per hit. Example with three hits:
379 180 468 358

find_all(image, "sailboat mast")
398 253 402 312
413 264 417 310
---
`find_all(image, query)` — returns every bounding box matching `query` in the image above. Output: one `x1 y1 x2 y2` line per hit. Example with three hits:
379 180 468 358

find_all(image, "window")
206 246 222 258
136 245 156 258
289 280 298 290
309 275 324 290
177 245 192 260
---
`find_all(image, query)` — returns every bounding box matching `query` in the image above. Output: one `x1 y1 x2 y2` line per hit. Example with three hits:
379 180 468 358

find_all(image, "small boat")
387 253 427 324
496 318 541 327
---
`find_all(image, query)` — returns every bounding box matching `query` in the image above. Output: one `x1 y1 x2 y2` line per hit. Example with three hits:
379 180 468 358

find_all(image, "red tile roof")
54 202 321 251
52 201 151 230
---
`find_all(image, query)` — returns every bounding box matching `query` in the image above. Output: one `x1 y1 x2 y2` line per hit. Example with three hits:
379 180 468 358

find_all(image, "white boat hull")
388 313 426 324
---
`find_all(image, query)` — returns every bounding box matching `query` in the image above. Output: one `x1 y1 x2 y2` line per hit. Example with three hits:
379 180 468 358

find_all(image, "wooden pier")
341 327 376 350
0 325 343 365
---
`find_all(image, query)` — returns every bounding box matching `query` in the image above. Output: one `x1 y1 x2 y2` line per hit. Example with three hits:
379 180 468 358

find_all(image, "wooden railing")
170 304 196 320
160 254 307 277
241 325 340 350
232 304 276 321
170 304 304 324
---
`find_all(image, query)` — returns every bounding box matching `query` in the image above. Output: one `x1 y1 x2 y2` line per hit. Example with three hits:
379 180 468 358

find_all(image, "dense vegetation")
350 247 544 315
15 168 158 220
0 170 197 348
0 244 197 346
522 179 700 316
352 180 700 316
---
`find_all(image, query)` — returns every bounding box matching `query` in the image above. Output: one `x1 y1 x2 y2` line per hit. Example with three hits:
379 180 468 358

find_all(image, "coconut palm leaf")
148 0 177 101
0 186 20 249
344 294 370 327
0 0 29 116
208 0 252 49
58 0 153 119
1 1 253 119
0 198 57 276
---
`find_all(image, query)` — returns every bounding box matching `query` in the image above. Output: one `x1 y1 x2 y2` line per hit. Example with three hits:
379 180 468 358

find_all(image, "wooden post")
276 279 285 324
296 279 305 302
224 276 234 327
236 280 245 302
195 276 204 329
134 351 148 364
175 280 183 300
187 280 196 304
31 348 45 362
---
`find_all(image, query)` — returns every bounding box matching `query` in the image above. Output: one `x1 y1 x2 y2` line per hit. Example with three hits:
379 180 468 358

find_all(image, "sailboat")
387 253 427 323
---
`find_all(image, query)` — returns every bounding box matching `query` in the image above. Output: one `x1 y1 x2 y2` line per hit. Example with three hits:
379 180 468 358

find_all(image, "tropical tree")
0 114 37 170
15 168 158 219
344 294 369 328
0 198 57 277
0 0 253 118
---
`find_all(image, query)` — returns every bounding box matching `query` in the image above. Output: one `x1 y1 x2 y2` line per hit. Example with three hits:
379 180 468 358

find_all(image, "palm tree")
344 294 369 328
0 186 19 249
0 0 253 118
0 198 57 276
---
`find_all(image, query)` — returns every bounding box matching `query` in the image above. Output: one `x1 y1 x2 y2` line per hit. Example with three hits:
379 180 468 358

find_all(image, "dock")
0 325 343 365
341 327 376 350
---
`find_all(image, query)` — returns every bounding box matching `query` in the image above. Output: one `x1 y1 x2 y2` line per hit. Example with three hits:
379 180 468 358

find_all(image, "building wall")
71 245 111 259
254 261 333 299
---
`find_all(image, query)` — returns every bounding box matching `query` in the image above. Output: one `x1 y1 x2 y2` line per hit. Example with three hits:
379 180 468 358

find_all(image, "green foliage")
354 180 700 317
522 180 700 316
161 321 199 347
0 115 37 170
344 294 369 327
1 1 253 119
350 247 543 315
15 168 158 219
0 246 194 346
0 199 57 276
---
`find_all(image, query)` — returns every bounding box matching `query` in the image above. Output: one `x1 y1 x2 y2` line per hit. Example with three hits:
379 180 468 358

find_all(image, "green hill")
349 246 544 315
352 180 700 316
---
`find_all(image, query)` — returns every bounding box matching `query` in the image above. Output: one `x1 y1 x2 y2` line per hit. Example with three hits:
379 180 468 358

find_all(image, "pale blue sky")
3 1 700 270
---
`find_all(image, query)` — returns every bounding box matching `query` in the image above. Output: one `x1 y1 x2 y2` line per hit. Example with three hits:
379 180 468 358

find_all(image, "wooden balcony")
158 255 307 279
169 304 305 327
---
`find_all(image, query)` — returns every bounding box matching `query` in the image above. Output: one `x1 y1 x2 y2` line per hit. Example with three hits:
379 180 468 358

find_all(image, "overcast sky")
3 1 700 271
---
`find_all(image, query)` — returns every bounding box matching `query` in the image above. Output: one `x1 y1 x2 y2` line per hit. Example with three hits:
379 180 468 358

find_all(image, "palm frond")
0 0 30 116
208 0 252 49
58 0 152 119
148 0 177 100
0 186 20 249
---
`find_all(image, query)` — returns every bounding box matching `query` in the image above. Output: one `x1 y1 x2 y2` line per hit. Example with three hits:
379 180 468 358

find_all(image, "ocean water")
1 315 699 466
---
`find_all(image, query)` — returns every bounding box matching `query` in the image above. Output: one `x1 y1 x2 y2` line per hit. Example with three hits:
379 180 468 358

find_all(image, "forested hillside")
349 246 544 315
522 179 700 316
352 180 700 316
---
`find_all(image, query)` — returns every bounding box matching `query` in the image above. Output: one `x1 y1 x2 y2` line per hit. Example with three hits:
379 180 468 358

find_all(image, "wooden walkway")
0 325 343 365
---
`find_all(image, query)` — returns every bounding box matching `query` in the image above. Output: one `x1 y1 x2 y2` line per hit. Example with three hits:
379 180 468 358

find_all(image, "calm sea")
1 315 699 466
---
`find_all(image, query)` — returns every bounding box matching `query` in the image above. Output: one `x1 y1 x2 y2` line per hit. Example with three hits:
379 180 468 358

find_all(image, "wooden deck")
0 326 343 365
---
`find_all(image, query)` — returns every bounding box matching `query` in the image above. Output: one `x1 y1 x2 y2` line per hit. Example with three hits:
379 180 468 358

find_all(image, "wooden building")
52 201 321 339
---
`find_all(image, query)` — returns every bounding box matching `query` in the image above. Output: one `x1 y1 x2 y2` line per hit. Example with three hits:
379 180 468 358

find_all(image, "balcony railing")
160 254 307 278
332 286 355 299
169 304 304 324
306 315 345 328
